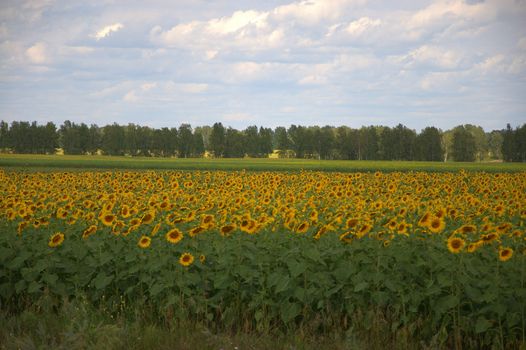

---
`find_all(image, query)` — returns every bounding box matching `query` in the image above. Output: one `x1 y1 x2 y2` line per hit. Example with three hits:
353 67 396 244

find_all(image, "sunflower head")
166 228 183 244
447 236 465 254
179 252 194 266
49 232 65 248
499 247 513 262
138 235 151 249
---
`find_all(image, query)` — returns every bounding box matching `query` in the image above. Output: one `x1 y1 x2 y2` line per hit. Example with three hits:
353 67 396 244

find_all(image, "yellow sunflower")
220 224 236 236
296 221 310 234
138 235 151 249
48 232 65 248
498 247 513 262
166 228 183 244
428 217 445 233
447 236 465 254
179 252 194 266
141 211 155 225
82 225 98 239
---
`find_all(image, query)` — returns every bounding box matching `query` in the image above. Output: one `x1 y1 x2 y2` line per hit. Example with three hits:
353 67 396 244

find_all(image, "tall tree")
178 124 194 158
415 127 443 161
224 127 245 158
451 126 476 162
258 127 273 157
101 123 125 156
209 122 226 157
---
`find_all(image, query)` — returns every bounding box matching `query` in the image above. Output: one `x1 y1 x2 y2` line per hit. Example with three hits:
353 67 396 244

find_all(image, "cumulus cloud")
26 42 48 63
1 0 525 130
93 23 124 41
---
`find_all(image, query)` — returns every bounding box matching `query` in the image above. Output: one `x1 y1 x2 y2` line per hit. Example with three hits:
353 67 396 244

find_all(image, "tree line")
0 120 524 162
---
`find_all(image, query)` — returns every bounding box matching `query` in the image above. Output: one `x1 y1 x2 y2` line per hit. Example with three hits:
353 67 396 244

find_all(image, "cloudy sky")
1 0 525 131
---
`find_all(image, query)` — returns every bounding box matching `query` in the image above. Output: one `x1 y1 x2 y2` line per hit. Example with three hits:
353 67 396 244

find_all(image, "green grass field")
1 153 525 172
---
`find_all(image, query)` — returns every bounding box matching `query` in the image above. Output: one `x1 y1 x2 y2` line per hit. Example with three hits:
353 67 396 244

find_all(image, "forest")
0 120 525 162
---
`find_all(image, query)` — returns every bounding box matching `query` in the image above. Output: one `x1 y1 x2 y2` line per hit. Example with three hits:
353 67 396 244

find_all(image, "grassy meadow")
1 157 525 349
1 153 526 172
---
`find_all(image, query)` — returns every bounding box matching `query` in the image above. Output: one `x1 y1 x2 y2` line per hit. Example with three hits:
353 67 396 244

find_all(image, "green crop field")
1 156 525 349
1 153 525 172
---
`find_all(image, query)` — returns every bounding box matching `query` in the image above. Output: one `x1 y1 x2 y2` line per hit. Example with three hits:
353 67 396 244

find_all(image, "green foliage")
1 225 525 348
1 154 526 172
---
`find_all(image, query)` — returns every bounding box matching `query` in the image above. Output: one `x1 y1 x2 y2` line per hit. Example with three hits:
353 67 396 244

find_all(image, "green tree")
178 124 194 158
486 130 503 160
209 122 226 157
258 127 273 157
415 127 443 161
192 130 205 157
224 127 245 158
101 123 125 156
451 126 476 162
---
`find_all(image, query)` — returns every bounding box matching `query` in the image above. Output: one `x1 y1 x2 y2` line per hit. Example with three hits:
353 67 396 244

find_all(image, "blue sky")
0 0 525 131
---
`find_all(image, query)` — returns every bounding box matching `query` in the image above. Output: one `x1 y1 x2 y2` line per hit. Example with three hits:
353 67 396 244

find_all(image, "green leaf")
287 259 306 278
149 283 165 297
302 247 321 263
354 281 369 292
15 280 27 293
0 282 13 299
434 295 458 314
27 281 42 294
93 272 113 290
280 301 301 323
275 275 290 293
42 273 59 286
475 316 492 333
333 266 352 282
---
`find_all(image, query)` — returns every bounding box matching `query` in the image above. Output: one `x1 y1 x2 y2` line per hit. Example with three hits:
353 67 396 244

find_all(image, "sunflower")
179 252 194 266
189 225 206 237
498 247 513 262
101 213 116 227
356 223 372 238
417 212 432 228
82 225 98 239
151 222 161 236
339 231 353 243
138 235 151 248
428 217 445 233
120 205 131 218
455 224 476 234
166 228 183 243
199 254 206 263
467 242 482 253
141 211 155 225
447 236 465 254
296 221 310 234
496 223 512 234
345 218 359 229
220 224 236 236
481 232 499 244
48 232 65 248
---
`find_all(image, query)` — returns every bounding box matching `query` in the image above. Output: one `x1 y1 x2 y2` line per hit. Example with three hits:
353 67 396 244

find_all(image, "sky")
0 0 525 132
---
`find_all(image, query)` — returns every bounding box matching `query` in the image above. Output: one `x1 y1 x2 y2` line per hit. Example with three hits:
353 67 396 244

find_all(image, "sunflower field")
1 169 525 348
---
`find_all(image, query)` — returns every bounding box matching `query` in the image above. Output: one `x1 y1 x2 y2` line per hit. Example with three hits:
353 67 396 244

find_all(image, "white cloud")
179 83 208 94
403 45 462 70
205 50 218 60
93 23 123 41
518 37 526 51
123 90 138 102
223 113 255 122
272 0 364 24
298 74 328 85
346 17 381 37
207 10 268 35
141 82 157 91
26 42 48 63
